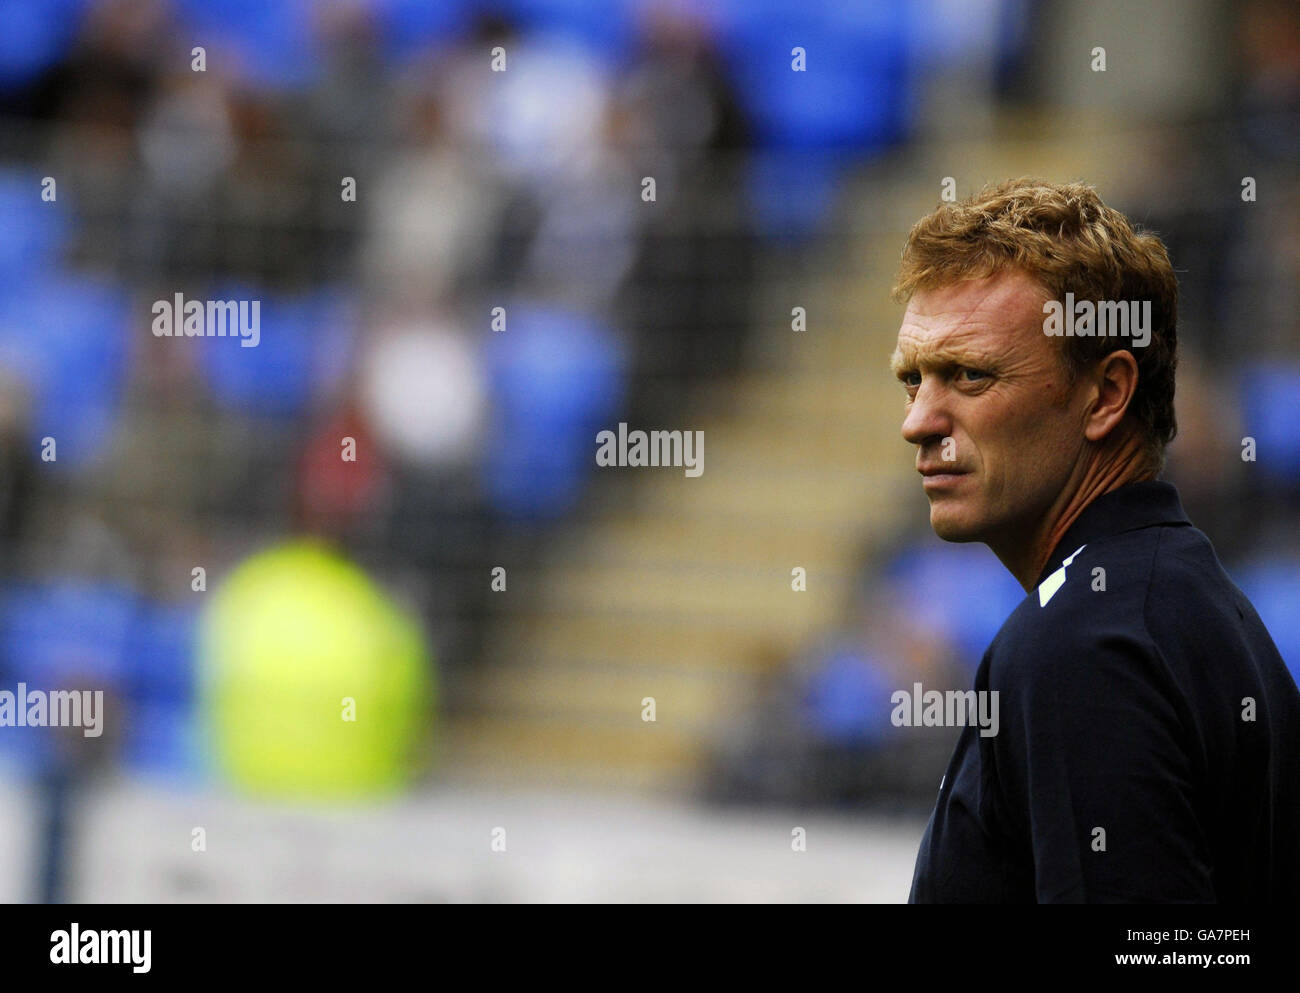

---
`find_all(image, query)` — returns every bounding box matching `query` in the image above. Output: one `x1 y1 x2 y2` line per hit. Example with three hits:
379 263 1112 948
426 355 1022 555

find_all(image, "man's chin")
928 504 984 543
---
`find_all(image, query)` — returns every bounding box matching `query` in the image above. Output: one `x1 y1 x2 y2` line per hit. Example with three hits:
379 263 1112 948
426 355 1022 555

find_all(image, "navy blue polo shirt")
908 480 1300 903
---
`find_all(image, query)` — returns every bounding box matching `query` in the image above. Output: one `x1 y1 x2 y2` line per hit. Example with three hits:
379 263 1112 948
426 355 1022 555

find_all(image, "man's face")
891 269 1089 545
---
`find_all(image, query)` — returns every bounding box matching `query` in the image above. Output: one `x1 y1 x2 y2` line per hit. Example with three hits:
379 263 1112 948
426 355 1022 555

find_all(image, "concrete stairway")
437 114 1133 793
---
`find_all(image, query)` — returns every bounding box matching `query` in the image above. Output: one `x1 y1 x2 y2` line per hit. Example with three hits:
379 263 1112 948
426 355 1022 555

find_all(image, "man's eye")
959 368 989 382
902 373 921 388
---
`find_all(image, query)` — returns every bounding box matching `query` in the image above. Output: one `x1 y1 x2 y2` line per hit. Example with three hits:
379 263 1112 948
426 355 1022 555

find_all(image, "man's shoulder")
985 527 1170 687
1004 526 1167 629
985 519 1254 691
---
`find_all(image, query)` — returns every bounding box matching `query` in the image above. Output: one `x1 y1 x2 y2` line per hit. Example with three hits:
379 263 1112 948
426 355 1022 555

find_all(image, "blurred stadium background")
0 0 1296 902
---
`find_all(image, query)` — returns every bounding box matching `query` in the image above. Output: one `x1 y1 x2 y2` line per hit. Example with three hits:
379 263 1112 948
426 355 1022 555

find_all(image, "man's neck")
995 430 1155 591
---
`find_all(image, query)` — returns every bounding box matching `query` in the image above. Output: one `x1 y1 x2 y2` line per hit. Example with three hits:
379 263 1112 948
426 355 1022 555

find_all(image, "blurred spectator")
615 5 756 420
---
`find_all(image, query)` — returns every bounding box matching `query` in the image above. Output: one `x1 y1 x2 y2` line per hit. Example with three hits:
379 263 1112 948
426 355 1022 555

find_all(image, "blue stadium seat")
0 579 138 771
120 603 202 780
172 0 317 90
1239 362 1300 483
1232 558 1300 684
494 0 636 63
480 303 625 520
800 642 897 745
713 0 912 236
0 272 129 469
126 603 198 706
0 169 70 279
374 0 473 60
0 0 88 92
716 0 911 151
0 580 136 683
0 584 204 779
884 538 1027 672
198 286 354 418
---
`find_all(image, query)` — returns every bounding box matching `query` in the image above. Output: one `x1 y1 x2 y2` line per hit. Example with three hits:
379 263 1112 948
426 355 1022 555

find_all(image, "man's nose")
901 380 952 448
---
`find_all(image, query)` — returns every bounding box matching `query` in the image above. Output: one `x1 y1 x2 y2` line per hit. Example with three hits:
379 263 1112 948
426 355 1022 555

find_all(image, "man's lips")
918 466 970 489
917 466 970 477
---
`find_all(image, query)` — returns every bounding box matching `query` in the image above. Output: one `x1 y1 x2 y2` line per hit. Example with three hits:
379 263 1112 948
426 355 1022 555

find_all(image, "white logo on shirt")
1037 545 1087 607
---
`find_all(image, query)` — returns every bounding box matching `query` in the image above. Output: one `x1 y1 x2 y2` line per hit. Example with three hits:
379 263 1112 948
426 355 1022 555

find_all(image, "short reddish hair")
893 178 1179 470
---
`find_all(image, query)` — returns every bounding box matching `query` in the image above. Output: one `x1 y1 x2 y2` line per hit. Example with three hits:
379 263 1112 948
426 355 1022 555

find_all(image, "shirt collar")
1033 479 1192 589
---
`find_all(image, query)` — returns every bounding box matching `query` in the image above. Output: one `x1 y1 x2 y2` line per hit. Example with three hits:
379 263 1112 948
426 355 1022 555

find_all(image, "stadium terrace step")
447 110 1133 790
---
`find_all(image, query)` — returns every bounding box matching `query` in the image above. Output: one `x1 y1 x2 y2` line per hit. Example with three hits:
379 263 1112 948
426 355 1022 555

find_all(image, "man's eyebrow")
891 345 997 377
